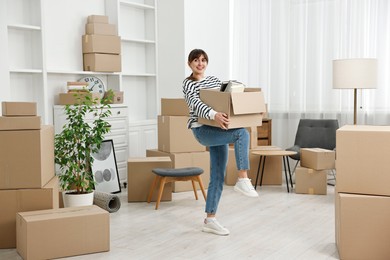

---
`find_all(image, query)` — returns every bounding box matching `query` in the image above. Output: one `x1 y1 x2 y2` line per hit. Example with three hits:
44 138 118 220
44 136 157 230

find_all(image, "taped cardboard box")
0 125 54 189
158 115 205 153
83 53 121 72
161 98 189 116
2 102 37 116
0 116 41 130
146 149 210 192
85 23 117 35
127 157 172 202
16 205 109 260
0 176 58 249
82 34 121 54
300 148 335 170
58 92 101 105
295 166 327 195
336 125 390 196
336 193 390 260
87 15 109 24
199 88 266 129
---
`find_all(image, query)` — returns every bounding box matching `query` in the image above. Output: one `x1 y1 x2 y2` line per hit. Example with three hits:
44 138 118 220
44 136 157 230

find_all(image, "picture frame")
91 139 121 193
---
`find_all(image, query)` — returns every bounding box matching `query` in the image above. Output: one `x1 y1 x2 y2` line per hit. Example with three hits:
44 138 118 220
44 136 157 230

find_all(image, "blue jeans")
192 125 250 214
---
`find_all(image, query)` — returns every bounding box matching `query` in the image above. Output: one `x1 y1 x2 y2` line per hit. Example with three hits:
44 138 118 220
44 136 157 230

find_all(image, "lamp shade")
333 58 377 89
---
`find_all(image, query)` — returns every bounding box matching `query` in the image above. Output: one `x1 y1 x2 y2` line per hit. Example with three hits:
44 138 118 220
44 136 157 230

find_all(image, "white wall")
157 0 230 99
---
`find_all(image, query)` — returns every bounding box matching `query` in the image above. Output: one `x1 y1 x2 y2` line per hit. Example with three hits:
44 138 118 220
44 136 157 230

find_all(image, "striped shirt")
182 75 222 129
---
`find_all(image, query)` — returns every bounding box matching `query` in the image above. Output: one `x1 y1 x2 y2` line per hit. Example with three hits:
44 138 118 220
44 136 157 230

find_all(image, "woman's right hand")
214 112 229 130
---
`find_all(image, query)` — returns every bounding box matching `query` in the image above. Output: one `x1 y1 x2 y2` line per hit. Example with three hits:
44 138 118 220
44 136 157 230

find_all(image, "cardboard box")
0 176 58 249
246 126 259 149
87 15 109 23
58 92 101 105
335 193 390 260
161 98 189 116
85 23 117 35
198 88 266 129
0 116 41 130
146 149 210 192
300 148 335 170
82 35 121 54
104 91 123 104
336 125 390 196
295 166 327 195
2 102 37 116
16 205 109 260
0 125 55 189
127 157 173 202
83 53 121 72
158 115 206 153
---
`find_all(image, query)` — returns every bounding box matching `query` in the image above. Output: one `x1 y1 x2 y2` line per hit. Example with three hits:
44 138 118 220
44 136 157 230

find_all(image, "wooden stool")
147 167 207 210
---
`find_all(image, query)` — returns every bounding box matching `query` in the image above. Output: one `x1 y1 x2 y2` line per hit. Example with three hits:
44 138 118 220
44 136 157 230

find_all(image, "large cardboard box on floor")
82 34 121 54
300 148 335 170
199 88 266 129
161 98 189 116
0 176 59 249
127 157 172 202
336 125 390 196
2 102 37 116
0 125 55 189
225 146 282 186
295 166 327 195
335 193 390 260
158 115 205 153
146 149 210 192
83 53 121 72
16 205 109 260
0 116 41 130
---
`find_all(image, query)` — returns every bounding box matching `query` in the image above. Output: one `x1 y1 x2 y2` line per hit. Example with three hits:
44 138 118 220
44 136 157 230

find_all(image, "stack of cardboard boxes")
82 15 121 72
0 102 58 249
0 102 110 259
146 98 211 193
335 125 390 259
294 148 336 195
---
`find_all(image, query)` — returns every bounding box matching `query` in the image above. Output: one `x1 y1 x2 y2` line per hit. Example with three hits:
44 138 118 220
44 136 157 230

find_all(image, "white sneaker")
234 178 259 197
202 218 230 236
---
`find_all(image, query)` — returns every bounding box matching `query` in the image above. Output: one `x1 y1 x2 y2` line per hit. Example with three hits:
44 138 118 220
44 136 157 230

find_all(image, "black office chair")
286 119 339 180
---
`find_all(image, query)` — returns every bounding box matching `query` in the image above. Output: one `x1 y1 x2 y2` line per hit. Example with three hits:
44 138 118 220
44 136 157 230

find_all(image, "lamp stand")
353 88 357 125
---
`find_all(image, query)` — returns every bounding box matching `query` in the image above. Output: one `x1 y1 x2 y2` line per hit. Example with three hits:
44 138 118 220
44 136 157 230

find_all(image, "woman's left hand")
214 112 230 130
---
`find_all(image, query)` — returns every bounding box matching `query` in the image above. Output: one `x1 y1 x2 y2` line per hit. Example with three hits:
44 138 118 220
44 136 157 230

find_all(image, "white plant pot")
62 191 94 208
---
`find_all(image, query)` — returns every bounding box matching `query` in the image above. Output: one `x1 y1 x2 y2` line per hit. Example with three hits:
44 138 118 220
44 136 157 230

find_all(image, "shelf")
119 1 154 10
122 73 156 77
9 69 43 74
47 70 121 76
122 38 155 44
8 24 41 31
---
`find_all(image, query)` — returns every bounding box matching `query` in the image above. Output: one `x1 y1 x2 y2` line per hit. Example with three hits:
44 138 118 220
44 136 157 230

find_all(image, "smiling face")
187 49 209 80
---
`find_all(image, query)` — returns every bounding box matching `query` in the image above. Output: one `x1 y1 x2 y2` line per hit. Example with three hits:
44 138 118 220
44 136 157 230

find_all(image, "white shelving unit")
1 0 159 163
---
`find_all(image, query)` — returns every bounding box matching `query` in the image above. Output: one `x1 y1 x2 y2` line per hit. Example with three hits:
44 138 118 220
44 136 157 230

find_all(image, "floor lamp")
332 58 377 125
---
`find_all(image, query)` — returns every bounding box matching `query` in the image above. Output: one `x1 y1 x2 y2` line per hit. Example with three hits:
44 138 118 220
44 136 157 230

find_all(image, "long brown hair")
187 49 209 80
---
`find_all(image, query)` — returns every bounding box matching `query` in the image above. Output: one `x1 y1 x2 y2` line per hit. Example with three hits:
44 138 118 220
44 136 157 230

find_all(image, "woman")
182 49 258 236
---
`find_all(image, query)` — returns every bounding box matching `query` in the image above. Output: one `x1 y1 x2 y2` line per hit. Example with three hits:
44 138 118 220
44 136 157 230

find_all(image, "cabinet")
257 119 272 146
54 105 129 186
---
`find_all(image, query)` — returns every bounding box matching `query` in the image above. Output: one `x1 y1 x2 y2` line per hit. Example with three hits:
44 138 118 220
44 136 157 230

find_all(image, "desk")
251 150 297 193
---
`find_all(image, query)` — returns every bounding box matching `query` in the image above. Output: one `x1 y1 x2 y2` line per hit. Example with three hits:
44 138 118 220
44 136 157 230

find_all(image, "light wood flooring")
0 181 339 260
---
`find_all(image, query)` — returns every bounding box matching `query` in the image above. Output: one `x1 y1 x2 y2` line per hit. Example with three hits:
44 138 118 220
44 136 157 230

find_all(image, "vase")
62 190 94 208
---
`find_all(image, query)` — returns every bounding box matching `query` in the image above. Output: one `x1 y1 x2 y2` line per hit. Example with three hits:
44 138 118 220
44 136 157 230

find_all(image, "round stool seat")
152 167 204 177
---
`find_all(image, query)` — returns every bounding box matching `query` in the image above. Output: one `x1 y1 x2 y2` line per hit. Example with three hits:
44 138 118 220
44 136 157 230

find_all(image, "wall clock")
79 76 105 98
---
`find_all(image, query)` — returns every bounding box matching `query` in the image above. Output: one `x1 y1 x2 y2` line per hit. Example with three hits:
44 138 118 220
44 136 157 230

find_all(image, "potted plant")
54 92 113 207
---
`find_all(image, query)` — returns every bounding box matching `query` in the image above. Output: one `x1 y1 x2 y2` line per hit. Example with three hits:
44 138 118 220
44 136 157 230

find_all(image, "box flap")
231 90 266 115
200 89 231 113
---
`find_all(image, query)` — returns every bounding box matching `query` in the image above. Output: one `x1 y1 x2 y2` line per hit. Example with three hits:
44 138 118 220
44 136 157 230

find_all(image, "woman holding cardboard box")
182 49 258 236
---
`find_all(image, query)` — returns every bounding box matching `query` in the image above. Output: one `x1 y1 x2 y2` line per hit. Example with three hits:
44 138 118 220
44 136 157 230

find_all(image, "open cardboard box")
199 88 266 129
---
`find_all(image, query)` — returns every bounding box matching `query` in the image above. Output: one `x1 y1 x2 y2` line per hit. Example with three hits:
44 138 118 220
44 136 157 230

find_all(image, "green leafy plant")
54 93 112 194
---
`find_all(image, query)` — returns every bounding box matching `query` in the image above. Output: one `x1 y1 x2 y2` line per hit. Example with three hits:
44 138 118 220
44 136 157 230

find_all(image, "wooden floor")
0 181 339 260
